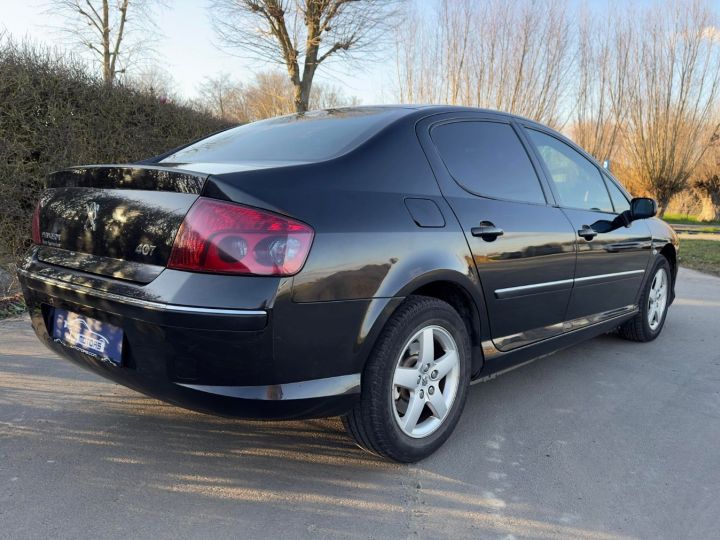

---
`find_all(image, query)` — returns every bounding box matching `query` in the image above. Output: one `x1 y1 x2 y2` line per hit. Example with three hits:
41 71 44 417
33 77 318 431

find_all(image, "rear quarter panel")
204 116 481 306
204 116 488 379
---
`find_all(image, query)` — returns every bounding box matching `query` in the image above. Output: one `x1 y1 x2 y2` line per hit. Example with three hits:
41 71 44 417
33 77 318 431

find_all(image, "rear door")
418 114 577 351
522 127 652 320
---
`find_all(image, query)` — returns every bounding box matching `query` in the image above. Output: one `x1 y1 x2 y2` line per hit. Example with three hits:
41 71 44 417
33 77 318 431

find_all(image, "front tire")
618 255 671 342
343 296 471 462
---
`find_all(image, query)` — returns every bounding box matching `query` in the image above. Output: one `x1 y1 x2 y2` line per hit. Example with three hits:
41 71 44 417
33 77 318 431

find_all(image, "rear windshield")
160 108 407 164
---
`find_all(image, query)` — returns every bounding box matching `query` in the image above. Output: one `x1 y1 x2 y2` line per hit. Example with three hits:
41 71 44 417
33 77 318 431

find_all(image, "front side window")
604 174 631 213
526 129 613 212
431 121 546 204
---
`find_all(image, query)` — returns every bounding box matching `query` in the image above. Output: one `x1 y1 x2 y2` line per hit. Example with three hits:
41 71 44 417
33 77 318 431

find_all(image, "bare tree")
571 7 634 163
241 71 295 120
195 70 358 123
692 133 720 221
241 71 358 119
393 3 436 104
394 0 573 128
312 81 360 109
130 65 177 100
49 0 163 84
622 0 720 216
196 72 247 122
209 0 403 113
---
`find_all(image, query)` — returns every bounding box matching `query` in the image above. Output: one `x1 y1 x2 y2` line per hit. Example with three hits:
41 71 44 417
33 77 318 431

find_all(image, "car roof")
323 104 530 121
316 105 553 135
150 105 560 169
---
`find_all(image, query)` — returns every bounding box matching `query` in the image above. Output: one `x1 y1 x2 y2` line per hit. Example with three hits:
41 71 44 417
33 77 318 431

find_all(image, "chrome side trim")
604 241 652 253
17 268 267 317
495 278 574 299
177 373 362 401
574 269 645 283
482 304 638 357
494 269 645 298
492 304 637 351
492 322 565 351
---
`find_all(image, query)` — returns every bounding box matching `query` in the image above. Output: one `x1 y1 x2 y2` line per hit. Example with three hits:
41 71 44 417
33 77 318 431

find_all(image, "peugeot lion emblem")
84 202 100 232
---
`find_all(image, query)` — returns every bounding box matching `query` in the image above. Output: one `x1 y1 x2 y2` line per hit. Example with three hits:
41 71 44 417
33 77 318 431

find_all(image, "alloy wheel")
391 325 461 438
647 267 668 331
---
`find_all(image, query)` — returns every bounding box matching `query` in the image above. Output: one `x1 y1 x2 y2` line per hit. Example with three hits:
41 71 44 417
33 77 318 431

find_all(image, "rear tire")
618 256 671 342
343 295 471 462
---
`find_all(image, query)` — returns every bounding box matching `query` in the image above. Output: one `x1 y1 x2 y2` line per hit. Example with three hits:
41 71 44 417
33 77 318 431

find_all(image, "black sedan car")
19 106 678 462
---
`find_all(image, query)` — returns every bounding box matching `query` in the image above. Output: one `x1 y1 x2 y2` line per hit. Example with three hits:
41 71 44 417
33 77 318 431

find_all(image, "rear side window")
431 121 546 204
160 108 407 163
526 129 613 212
604 174 631 213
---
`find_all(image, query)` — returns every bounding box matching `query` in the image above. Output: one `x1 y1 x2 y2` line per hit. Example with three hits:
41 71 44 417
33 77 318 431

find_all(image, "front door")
420 117 577 350
523 127 652 321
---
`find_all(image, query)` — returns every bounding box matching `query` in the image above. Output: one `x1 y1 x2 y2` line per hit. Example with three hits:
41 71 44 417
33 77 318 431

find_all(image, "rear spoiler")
47 165 209 194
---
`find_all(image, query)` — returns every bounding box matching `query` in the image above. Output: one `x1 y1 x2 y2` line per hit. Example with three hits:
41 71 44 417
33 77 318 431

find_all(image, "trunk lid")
35 166 207 282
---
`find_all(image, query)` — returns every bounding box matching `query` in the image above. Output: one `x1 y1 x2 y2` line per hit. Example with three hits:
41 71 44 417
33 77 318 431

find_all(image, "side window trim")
510 120 559 206
429 118 552 206
520 123 614 214
515 122 563 207
601 172 631 214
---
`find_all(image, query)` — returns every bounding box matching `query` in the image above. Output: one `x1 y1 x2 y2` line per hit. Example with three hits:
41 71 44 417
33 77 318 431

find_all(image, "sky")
0 0 395 104
0 0 664 105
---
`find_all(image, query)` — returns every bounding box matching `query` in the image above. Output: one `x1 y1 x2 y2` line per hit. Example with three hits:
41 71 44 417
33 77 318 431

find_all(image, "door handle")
577 225 597 240
471 222 504 241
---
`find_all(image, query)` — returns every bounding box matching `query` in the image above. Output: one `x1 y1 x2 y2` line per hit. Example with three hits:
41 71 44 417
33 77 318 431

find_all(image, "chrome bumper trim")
177 373 362 401
17 268 267 317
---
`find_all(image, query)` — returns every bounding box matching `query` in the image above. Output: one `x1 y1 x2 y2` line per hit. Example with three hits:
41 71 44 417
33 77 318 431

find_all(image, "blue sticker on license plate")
51 309 124 366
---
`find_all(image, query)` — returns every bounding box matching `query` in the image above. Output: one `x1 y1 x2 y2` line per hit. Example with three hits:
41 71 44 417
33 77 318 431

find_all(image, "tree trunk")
698 191 720 222
653 183 679 219
293 62 317 114
293 83 306 113
655 195 671 218
102 0 111 84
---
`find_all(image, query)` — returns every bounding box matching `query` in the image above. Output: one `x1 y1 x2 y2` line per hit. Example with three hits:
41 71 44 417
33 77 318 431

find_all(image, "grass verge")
664 213 720 227
679 239 720 277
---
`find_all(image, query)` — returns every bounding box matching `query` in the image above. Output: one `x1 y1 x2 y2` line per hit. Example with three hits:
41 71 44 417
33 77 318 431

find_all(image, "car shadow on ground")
1 327 643 540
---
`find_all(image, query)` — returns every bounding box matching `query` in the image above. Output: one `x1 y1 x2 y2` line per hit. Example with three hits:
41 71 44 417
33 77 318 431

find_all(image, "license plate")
51 309 124 366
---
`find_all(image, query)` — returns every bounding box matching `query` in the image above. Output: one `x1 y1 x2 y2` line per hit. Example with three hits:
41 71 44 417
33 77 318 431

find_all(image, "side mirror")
630 197 657 221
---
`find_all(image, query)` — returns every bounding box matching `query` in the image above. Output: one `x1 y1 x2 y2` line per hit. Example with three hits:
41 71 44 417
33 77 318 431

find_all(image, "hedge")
0 40 231 276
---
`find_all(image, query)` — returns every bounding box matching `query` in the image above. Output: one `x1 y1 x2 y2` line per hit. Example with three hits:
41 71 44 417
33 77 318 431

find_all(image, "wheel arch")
410 280 485 377
355 270 487 378
659 242 677 304
645 217 678 304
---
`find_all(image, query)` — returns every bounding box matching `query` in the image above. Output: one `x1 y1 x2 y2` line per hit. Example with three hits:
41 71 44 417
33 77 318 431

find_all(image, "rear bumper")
17 259 362 420
18 267 269 331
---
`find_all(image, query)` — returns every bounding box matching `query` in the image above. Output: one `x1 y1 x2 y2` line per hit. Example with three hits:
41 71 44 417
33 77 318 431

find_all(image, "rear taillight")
168 198 314 276
32 201 42 245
